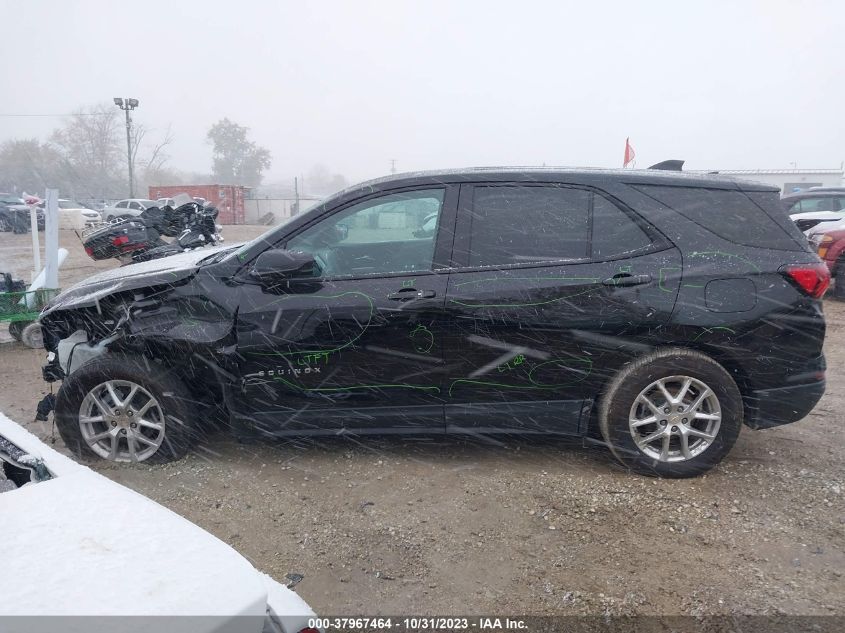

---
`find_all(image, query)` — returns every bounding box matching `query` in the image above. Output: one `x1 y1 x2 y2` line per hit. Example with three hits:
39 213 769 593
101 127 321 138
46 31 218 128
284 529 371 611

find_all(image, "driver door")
234 186 458 434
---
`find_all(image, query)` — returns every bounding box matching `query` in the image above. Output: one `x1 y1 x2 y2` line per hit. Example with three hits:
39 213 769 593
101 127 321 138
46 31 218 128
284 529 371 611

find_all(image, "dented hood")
41 244 238 316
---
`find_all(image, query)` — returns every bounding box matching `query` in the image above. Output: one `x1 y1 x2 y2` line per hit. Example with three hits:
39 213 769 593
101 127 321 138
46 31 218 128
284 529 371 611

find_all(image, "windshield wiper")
198 247 238 266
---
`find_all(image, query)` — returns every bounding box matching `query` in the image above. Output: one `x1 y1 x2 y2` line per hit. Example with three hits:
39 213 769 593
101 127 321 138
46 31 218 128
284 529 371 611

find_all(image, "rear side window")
591 194 652 258
468 186 590 266
634 185 803 251
745 191 814 253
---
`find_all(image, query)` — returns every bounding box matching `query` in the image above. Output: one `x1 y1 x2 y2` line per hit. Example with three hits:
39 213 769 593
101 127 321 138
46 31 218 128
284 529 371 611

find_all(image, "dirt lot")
1 227 844 616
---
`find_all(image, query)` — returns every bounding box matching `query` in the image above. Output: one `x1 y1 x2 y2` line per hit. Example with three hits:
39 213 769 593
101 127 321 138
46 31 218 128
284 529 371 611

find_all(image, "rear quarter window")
634 185 806 251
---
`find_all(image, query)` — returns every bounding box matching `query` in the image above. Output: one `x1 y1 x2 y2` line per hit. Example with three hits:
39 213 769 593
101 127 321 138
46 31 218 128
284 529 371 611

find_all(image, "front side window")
116 201 128 209
285 189 444 277
467 186 591 267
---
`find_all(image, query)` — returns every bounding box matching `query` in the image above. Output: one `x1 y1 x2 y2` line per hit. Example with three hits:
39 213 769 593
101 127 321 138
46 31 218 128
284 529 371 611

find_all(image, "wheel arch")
585 342 753 437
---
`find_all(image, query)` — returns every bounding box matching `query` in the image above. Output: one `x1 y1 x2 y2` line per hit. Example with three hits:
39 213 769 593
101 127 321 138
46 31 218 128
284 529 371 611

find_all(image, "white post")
44 189 59 289
29 201 41 282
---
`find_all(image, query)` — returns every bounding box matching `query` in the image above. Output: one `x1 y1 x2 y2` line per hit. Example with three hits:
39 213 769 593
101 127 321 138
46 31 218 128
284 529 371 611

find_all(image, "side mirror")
250 249 317 285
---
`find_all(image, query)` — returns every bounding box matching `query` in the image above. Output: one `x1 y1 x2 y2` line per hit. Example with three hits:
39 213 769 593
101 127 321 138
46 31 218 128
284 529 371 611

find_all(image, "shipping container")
148 184 248 224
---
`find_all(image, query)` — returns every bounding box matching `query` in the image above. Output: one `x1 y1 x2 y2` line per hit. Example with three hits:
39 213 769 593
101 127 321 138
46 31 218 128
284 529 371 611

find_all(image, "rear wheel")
598 348 742 478
55 354 201 463
0 214 11 232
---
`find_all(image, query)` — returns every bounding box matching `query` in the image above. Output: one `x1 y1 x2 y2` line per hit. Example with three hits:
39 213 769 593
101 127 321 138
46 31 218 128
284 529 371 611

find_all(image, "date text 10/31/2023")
307 617 528 630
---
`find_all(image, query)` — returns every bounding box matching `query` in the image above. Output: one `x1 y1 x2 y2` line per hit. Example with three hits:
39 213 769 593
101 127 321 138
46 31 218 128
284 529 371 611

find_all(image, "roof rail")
648 160 685 171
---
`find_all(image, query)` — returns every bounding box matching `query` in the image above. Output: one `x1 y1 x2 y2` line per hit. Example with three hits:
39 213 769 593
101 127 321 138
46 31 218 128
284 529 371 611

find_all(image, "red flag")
623 138 636 168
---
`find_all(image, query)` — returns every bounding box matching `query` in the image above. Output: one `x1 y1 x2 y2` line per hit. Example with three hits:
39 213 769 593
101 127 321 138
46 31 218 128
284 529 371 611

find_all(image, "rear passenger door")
443 183 682 434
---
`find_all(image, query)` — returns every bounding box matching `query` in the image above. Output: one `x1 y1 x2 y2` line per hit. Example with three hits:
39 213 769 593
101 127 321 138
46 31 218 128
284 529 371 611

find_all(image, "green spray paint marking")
497 354 526 372
658 267 682 293
410 324 435 354
448 356 593 396
271 375 440 394
450 276 601 308
246 290 375 360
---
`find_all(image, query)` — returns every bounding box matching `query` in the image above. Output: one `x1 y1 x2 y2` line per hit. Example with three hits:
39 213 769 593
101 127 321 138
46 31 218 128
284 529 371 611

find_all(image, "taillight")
112 235 130 246
84 246 93 256
781 263 830 299
817 235 834 259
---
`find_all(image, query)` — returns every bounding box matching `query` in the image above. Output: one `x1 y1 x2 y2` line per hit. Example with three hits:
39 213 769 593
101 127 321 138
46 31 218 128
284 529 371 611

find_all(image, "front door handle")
387 288 437 301
602 273 652 287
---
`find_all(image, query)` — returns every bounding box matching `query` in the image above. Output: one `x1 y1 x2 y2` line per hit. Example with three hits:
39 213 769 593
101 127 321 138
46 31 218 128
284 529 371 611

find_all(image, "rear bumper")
744 379 826 429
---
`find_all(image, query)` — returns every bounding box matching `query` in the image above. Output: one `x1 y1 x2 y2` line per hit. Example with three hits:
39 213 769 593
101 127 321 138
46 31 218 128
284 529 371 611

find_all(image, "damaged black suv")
39 167 828 477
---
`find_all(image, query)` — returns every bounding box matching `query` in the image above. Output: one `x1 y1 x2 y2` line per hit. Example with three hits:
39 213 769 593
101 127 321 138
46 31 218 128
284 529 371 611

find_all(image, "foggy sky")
1 0 843 185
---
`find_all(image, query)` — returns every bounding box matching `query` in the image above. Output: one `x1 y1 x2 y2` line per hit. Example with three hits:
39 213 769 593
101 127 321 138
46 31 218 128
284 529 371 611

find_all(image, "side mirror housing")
250 249 317 285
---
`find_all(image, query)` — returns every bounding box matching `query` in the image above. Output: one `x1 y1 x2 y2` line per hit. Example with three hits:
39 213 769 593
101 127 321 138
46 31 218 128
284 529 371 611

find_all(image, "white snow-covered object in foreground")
0 412 316 633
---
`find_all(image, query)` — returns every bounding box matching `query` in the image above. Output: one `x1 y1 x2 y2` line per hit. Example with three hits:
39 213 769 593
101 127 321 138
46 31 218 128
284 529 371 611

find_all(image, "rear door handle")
387 288 437 301
602 273 652 287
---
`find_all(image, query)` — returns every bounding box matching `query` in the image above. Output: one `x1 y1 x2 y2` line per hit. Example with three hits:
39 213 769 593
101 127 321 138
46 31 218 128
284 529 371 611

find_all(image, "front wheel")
54 354 201 463
598 348 742 478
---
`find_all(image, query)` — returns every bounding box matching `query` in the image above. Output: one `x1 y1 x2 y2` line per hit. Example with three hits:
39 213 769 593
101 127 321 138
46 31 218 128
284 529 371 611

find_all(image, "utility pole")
113 97 140 197
390 159 396 174
294 176 300 216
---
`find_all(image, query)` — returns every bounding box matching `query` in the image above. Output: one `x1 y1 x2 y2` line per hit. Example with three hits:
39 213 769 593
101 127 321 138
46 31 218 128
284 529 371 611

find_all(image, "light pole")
114 97 139 197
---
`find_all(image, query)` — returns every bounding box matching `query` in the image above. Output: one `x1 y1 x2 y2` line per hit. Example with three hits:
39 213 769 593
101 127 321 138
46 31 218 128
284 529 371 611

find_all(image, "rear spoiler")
648 160 685 171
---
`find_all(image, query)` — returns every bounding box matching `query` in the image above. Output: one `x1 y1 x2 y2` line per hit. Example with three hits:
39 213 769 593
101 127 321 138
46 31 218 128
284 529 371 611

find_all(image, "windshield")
231 204 319 262
0 195 23 204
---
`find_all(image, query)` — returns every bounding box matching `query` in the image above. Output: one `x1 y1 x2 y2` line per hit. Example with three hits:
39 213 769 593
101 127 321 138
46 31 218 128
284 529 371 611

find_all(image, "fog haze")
1 0 843 184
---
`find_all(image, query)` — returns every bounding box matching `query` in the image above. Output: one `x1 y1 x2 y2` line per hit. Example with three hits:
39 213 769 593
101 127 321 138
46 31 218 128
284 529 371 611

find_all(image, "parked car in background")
0 195 44 233
101 198 160 221
0 413 316 633
34 198 101 228
784 187 845 233
809 224 845 298
40 166 827 478
0 193 24 232
0 192 23 207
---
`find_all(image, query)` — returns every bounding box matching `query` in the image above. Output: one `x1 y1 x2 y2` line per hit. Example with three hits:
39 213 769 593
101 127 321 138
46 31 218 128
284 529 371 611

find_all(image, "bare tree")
49 103 124 197
132 124 176 188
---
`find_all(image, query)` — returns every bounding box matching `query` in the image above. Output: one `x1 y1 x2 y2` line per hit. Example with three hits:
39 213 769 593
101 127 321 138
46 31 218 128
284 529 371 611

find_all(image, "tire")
20 322 43 349
598 348 742 478
0 214 10 232
833 264 845 300
54 354 201 463
7 321 25 341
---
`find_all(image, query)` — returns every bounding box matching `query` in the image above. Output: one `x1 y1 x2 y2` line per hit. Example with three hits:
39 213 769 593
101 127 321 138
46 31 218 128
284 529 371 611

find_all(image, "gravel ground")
1 227 843 616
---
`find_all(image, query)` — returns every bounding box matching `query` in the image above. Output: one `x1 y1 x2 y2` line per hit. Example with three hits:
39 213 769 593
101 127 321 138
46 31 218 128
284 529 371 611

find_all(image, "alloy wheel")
78 380 166 462
628 375 721 462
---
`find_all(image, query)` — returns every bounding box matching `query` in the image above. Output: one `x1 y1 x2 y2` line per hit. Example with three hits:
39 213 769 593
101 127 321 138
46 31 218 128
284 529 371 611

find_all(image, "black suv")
39 167 828 477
